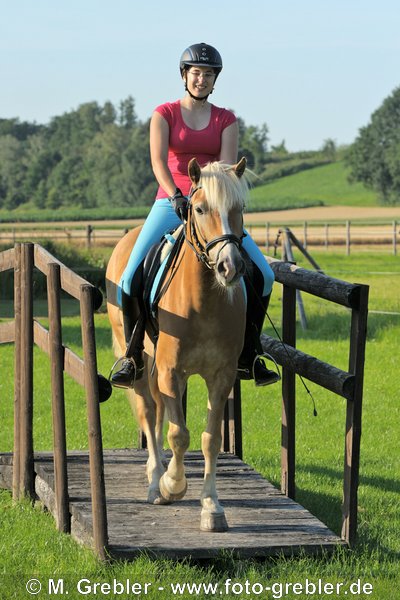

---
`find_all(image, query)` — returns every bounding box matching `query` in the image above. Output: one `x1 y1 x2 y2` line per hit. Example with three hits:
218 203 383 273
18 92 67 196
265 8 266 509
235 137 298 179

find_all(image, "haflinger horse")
106 157 249 532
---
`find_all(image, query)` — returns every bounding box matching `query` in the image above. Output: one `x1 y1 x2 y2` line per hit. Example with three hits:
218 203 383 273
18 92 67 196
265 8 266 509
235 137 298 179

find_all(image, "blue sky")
1 0 399 151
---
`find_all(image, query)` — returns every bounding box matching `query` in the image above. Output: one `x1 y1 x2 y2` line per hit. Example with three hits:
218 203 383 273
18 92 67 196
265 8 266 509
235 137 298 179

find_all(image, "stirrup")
253 353 281 387
108 356 144 389
238 353 281 386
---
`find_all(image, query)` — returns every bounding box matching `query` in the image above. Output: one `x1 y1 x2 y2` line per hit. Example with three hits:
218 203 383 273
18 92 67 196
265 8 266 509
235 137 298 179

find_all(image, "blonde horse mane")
198 161 250 211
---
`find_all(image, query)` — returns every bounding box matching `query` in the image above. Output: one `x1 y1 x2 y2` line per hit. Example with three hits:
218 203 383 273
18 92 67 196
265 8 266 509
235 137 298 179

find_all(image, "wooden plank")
19 243 35 500
341 284 369 545
33 244 103 310
261 334 355 400
269 260 361 309
1 449 345 560
47 263 70 533
281 284 296 499
80 285 108 559
0 320 15 343
0 247 15 272
12 244 21 500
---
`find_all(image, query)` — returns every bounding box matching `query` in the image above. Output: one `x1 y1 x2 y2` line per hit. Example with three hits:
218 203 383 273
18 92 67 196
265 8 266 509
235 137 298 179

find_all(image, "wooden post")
48 263 70 533
325 223 329 250
86 225 93 249
303 221 308 249
346 221 351 256
18 243 35 500
284 231 308 330
341 284 369 546
393 221 397 256
12 244 22 500
222 380 242 458
80 284 108 559
281 283 296 499
265 223 270 253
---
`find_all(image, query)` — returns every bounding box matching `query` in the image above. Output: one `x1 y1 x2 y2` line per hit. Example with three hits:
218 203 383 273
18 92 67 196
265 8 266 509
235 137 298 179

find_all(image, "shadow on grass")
294 463 400 560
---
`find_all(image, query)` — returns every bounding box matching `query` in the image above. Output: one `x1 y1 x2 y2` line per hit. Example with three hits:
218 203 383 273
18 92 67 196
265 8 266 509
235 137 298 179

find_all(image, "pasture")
0 250 399 599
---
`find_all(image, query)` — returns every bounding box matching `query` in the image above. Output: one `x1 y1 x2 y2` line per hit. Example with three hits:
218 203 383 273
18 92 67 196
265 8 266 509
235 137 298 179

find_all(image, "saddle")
142 226 185 344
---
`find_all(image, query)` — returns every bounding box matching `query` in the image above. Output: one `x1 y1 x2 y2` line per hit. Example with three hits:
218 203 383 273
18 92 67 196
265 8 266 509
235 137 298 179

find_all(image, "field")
0 249 399 599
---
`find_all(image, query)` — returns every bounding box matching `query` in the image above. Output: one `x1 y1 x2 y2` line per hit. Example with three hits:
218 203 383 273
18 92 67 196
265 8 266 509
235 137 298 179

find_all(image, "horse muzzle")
216 247 246 287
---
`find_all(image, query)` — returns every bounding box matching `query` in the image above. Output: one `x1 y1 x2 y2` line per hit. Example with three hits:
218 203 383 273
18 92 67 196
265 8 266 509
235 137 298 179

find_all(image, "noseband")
184 186 244 270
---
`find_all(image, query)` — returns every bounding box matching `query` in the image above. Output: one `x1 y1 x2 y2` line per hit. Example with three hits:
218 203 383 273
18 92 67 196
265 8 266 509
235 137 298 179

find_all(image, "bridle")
184 186 245 270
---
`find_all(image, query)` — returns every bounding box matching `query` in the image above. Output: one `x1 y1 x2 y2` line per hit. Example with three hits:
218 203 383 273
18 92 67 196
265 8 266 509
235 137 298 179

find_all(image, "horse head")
187 157 247 288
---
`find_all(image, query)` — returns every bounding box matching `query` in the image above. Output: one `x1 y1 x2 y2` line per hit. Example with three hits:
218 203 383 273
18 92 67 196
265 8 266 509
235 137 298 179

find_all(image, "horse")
106 157 248 531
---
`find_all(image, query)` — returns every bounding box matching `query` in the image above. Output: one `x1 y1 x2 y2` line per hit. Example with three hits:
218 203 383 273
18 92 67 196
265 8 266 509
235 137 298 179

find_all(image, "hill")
248 161 378 212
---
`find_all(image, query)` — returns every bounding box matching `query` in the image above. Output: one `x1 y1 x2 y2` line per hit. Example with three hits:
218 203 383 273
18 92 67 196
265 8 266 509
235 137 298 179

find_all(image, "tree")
321 138 337 160
237 117 269 174
0 135 28 209
346 86 400 204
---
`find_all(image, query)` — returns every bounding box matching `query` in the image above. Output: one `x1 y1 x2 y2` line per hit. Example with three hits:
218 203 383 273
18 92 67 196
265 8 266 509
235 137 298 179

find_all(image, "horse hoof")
159 474 188 502
148 489 171 505
200 510 228 532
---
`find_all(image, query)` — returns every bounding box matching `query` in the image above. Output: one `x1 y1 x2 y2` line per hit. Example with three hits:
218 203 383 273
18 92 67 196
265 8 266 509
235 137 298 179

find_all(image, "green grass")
249 161 378 211
1 252 399 599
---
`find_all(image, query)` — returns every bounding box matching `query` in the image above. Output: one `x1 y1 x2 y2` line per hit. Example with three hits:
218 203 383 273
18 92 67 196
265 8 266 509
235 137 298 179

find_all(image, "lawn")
0 251 399 599
249 161 378 211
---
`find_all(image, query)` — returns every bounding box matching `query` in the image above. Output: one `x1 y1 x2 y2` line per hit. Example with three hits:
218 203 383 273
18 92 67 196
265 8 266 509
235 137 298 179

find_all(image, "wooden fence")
1 219 398 254
0 242 111 559
222 258 369 546
0 243 369 553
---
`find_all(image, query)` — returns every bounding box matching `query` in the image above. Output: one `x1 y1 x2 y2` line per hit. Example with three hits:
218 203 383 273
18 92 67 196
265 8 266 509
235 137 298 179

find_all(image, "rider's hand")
169 188 188 222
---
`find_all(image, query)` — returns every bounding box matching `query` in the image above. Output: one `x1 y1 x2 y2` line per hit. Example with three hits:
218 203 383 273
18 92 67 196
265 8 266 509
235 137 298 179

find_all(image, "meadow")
0 249 399 599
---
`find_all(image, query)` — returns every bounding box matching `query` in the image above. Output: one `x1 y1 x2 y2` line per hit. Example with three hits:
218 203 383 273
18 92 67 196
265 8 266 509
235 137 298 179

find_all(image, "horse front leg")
131 376 168 505
200 381 232 532
158 372 190 502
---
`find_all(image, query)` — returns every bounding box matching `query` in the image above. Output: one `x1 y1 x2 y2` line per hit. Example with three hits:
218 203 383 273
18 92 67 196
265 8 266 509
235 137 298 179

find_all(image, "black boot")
110 292 145 389
238 292 281 387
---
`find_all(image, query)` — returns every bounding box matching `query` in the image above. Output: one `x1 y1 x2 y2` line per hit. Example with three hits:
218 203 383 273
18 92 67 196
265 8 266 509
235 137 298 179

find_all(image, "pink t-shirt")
154 100 237 198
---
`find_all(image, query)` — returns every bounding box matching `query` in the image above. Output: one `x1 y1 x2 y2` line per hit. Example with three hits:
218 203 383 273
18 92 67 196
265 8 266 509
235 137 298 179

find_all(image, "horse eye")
195 206 204 215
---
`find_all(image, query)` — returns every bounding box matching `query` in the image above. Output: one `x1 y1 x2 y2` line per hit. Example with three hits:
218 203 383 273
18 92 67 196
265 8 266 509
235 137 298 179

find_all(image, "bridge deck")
0 449 345 559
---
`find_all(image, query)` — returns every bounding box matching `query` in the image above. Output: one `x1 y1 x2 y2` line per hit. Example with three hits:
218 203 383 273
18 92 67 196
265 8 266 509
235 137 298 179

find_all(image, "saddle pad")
149 226 183 309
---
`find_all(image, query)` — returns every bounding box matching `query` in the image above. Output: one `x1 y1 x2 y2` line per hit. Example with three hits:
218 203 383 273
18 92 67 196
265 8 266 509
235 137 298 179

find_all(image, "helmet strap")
183 72 213 104
185 84 211 103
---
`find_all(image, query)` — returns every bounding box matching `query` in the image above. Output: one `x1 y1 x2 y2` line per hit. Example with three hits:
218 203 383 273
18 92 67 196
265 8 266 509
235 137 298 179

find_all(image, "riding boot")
110 291 145 388
237 293 281 386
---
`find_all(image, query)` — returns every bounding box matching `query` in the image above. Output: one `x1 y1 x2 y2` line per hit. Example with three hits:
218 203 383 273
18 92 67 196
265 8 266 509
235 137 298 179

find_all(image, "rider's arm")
219 120 239 165
150 111 178 197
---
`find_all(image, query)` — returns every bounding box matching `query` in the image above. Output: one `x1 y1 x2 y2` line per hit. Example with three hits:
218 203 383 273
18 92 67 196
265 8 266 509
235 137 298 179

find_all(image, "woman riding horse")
107 157 258 528
110 42 279 389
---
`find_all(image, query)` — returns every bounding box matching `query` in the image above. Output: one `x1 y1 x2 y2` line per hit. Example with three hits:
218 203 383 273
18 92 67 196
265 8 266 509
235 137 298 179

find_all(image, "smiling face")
184 66 216 100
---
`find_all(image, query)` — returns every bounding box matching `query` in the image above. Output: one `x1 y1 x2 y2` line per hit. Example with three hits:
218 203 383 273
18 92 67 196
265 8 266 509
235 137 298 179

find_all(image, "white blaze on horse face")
214 210 244 288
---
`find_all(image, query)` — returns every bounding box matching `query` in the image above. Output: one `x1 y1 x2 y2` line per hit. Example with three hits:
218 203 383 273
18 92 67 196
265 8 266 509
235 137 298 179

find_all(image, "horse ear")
188 158 201 185
234 157 247 178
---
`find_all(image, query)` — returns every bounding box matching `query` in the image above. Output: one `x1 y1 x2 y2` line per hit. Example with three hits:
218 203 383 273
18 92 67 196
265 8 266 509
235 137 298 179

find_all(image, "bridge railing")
0 242 111 559
222 257 369 547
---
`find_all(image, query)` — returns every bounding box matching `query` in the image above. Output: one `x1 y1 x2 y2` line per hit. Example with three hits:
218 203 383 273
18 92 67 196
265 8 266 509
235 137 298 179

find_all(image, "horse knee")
167 424 190 453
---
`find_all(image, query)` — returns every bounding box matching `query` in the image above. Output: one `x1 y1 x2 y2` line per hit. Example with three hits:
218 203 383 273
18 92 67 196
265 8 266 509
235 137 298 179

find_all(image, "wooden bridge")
0 243 368 560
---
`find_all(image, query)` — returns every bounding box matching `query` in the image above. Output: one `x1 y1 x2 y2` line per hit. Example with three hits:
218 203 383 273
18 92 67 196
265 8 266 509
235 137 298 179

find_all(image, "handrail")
0 242 111 559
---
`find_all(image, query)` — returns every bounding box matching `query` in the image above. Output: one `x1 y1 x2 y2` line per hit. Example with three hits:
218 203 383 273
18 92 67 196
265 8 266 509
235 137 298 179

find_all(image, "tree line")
1 87 399 212
0 97 271 212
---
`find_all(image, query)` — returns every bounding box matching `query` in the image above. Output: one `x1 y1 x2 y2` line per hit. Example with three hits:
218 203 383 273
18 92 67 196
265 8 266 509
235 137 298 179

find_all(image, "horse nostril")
217 260 227 276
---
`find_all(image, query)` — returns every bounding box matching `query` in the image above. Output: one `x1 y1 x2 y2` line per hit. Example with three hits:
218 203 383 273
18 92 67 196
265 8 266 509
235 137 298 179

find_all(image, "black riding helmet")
179 43 223 78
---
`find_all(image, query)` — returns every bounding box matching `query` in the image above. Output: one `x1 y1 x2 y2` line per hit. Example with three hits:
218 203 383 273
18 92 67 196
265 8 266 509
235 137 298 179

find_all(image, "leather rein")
184 186 245 270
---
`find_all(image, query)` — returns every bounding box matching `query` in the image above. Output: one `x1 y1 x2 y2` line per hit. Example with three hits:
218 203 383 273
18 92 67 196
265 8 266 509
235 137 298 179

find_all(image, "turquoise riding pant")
118 198 274 304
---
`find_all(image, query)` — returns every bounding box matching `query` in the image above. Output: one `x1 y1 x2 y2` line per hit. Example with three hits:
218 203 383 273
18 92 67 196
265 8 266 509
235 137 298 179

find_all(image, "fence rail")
0 243 111 559
223 257 369 546
1 219 398 253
